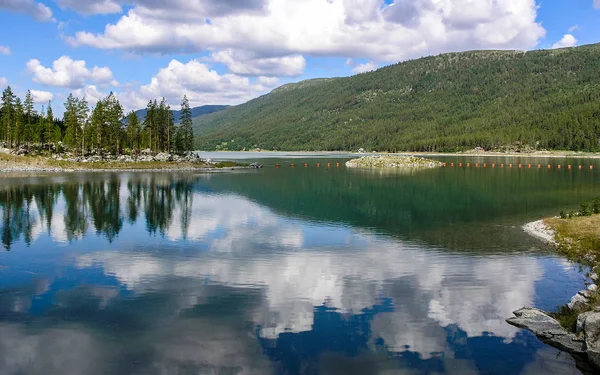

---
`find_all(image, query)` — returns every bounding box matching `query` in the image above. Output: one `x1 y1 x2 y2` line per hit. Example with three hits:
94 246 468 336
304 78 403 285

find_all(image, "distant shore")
198 150 600 159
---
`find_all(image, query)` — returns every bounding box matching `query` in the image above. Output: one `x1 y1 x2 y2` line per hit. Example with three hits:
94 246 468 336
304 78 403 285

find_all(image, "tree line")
1 86 194 155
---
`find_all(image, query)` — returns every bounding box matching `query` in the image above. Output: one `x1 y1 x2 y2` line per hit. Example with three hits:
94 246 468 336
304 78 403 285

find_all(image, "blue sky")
0 0 599 117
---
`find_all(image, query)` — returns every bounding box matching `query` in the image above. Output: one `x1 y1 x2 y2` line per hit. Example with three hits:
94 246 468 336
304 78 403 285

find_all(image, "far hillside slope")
194 44 600 152
134 105 229 123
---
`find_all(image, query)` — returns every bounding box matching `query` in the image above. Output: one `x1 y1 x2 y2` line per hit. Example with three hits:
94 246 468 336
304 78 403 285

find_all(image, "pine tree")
24 90 34 145
14 97 24 146
180 95 193 152
127 111 141 151
104 92 123 154
91 100 104 153
143 100 156 152
1 86 16 147
78 97 89 155
45 101 54 147
63 94 78 150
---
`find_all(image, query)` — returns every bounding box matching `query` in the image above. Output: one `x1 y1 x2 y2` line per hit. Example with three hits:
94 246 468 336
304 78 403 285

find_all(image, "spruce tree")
45 101 54 147
104 92 123 155
1 86 16 147
127 111 140 151
91 100 104 153
63 94 78 149
14 97 24 146
77 97 89 155
180 95 193 152
24 90 34 145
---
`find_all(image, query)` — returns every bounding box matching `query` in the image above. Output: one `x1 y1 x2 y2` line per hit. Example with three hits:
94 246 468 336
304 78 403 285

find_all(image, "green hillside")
194 44 600 152
134 105 228 123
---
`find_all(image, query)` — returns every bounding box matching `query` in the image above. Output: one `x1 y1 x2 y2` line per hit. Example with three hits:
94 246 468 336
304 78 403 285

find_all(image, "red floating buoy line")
273 161 597 170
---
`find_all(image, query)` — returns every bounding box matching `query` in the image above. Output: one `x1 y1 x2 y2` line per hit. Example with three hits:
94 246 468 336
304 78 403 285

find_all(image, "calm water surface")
1 154 599 375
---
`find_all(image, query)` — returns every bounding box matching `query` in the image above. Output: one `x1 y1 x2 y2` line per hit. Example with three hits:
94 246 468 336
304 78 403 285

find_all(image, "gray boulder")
137 155 155 162
569 294 590 311
117 155 134 163
506 307 585 354
154 152 173 162
584 312 600 368
141 148 152 155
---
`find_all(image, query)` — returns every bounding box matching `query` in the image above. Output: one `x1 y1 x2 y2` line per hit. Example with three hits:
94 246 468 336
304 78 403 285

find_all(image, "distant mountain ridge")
193 43 600 152
134 105 229 123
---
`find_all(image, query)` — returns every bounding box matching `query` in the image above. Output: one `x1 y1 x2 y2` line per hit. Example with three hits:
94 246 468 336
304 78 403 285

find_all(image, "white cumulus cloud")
56 0 123 15
352 61 378 74
0 45 11 55
30 90 54 104
121 59 280 111
210 50 306 77
71 85 108 107
0 0 54 22
66 0 546 64
26 56 118 89
552 34 577 49
595 0 600 9
0 77 7 88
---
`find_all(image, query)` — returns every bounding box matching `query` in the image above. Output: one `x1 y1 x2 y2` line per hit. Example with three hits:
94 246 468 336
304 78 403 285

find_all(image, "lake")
1 153 599 375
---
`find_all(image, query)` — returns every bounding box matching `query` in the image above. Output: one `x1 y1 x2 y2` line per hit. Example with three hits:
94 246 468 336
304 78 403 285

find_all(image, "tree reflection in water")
0 174 195 250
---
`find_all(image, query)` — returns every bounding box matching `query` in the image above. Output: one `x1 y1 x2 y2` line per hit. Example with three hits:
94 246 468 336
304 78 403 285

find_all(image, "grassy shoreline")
542 214 600 331
0 153 244 172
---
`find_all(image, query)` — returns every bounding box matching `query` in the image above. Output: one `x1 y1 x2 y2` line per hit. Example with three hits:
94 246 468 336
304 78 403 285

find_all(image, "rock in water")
506 307 585 354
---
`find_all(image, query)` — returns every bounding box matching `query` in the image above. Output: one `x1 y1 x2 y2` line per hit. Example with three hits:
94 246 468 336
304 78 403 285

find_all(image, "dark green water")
1 153 599 375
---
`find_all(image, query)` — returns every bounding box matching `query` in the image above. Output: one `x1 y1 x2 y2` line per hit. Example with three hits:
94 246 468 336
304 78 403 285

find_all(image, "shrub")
593 198 600 215
569 211 575 219
580 203 592 217
560 210 568 219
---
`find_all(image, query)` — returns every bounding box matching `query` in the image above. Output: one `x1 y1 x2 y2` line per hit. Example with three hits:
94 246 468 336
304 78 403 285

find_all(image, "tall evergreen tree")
127 110 141 151
14 97 24 146
45 101 54 147
179 95 193 152
78 97 89 155
1 86 16 147
104 92 123 154
143 100 155 152
24 90 34 145
91 100 105 153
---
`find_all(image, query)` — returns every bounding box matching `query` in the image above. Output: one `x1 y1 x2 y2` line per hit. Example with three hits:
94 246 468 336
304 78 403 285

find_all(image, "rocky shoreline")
1 148 262 173
512 219 600 373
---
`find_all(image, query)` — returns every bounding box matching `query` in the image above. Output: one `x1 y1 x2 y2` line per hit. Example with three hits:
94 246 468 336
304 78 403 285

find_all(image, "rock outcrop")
506 308 585 354
508 306 600 372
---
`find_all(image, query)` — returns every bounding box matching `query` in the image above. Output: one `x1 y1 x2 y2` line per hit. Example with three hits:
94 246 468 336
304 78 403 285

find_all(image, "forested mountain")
194 43 600 152
134 105 228 123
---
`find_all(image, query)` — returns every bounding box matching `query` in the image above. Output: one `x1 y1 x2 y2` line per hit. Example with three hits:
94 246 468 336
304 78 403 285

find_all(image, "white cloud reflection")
76 192 544 359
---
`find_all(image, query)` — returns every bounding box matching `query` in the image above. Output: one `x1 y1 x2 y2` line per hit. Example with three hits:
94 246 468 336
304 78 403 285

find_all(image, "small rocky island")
345 155 443 169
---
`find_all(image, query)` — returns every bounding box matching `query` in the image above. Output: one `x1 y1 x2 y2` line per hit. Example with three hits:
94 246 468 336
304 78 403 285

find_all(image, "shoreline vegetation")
512 200 600 372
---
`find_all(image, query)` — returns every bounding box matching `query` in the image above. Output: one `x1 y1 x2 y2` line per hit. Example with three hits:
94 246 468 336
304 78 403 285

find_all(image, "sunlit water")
1 155 599 375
